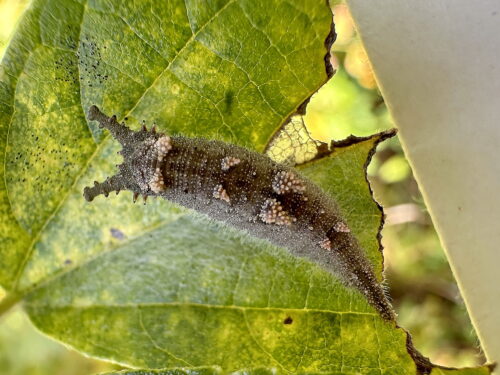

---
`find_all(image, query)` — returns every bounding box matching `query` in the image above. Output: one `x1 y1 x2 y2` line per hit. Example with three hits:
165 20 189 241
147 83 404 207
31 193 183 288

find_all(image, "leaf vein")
242 309 291 373
138 306 193 366
117 14 168 63
19 214 186 295
26 302 379 317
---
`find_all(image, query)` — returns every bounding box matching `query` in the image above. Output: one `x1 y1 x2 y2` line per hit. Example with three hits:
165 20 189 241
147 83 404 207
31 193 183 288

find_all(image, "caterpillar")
84 105 395 321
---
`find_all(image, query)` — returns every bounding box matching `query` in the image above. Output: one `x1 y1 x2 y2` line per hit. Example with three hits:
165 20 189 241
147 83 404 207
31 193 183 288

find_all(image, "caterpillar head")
83 105 170 202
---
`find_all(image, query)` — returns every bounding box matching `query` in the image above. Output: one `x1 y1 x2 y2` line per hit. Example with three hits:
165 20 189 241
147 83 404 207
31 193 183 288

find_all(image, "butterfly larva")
84 105 395 321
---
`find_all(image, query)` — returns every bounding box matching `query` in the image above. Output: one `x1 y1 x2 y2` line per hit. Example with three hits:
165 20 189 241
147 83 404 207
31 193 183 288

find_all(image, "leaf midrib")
25 301 379 316
18 211 187 298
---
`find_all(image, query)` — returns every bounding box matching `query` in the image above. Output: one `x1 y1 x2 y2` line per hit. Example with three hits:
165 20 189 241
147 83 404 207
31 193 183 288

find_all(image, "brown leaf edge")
292 130 495 375
295 130 396 280
263 0 337 153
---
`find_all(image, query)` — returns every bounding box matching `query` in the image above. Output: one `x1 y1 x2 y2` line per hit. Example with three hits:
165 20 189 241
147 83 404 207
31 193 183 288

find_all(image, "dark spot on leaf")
110 228 126 240
224 90 234 113
283 316 293 325
64 259 72 265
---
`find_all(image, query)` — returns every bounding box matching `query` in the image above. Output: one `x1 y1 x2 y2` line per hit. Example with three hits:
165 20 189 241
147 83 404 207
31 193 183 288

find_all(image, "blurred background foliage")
0 1 484 374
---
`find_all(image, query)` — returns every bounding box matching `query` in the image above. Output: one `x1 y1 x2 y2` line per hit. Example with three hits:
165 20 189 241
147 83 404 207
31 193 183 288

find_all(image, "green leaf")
25 133 419 374
98 367 369 375
99 366 495 375
99 369 222 375
0 0 491 374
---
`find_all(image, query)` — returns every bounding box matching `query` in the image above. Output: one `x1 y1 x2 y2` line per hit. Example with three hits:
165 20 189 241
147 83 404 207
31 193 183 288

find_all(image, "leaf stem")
0 293 21 318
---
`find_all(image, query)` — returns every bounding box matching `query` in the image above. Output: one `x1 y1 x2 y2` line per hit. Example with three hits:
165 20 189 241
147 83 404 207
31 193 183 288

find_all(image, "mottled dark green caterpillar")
84 105 395 321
